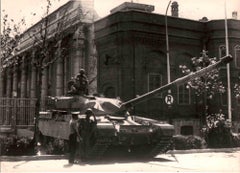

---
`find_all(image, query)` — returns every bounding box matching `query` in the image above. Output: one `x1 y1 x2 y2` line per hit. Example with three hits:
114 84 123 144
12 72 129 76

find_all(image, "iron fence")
0 98 37 127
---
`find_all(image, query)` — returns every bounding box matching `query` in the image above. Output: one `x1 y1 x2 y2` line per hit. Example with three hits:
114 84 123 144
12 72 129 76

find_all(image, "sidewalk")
1 147 240 161
167 147 240 154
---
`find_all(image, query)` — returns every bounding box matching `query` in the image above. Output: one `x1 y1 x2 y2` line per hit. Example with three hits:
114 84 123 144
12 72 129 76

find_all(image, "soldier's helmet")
85 108 93 115
79 68 85 74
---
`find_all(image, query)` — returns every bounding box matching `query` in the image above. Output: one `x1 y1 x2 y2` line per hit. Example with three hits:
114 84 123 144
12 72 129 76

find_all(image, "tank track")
85 136 173 159
148 136 173 157
85 139 110 159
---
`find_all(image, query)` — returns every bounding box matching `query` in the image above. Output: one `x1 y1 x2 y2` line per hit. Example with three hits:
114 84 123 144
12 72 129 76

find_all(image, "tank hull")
38 109 174 159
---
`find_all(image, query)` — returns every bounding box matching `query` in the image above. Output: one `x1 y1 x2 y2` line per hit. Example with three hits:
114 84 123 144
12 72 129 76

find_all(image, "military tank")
38 55 232 159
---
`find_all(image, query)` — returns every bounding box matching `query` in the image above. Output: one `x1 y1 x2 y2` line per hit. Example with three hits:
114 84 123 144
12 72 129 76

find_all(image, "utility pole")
0 11 2 97
224 0 232 124
165 0 171 93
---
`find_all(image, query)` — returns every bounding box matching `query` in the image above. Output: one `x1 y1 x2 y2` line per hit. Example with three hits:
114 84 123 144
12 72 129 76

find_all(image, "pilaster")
85 24 97 94
41 68 48 98
0 68 4 97
12 64 18 97
6 67 12 98
20 56 27 98
73 26 85 76
55 40 64 96
30 51 37 98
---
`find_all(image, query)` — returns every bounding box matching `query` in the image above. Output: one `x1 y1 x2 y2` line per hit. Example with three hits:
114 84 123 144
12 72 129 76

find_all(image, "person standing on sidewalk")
68 112 82 164
79 108 97 160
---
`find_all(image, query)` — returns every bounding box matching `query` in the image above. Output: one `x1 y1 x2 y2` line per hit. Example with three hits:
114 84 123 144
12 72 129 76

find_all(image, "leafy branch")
179 50 225 99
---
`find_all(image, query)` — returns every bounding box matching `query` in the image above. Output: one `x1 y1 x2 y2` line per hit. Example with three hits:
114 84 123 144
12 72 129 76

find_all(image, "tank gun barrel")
121 55 233 110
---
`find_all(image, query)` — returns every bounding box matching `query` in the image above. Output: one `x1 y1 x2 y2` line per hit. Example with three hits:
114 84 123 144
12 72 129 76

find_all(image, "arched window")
148 73 162 97
178 84 191 105
148 73 162 91
235 45 240 68
219 45 226 58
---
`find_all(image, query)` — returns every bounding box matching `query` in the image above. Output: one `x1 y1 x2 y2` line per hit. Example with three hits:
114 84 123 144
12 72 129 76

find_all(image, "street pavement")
1 149 240 172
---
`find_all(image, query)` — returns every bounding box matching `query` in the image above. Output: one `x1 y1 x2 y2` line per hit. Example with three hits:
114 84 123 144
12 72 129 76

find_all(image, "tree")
26 0 91 143
179 50 225 124
0 11 25 60
0 11 26 96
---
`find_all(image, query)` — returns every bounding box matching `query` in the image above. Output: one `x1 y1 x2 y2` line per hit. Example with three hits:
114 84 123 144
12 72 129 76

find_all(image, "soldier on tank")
67 77 77 95
67 69 89 96
75 69 89 95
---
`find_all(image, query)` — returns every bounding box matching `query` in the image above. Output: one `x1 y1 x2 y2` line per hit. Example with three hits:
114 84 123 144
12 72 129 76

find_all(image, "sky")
1 0 240 31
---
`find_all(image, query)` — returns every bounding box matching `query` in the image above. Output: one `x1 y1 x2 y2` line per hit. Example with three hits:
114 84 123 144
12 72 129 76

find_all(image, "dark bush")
0 135 36 156
42 137 66 155
173 135 207 150
203 112 234 148
232 133 240 147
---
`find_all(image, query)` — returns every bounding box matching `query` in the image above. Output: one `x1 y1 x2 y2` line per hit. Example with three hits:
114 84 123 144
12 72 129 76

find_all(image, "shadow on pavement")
78 155 177 165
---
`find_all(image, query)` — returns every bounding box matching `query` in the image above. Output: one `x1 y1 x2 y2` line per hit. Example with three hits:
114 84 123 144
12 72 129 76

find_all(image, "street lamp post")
165 0 171 93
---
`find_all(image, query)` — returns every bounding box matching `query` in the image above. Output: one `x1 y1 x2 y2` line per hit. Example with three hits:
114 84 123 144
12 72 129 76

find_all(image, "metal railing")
0 98 37 127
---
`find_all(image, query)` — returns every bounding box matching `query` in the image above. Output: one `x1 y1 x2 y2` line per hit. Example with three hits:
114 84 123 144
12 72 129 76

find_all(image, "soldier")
75 69 89 95
79 108 97 160
67 69 89 96
68 112 82 164
67 77 77 95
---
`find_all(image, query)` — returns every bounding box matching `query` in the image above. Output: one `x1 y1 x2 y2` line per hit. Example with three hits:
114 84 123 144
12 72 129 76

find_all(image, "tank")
38 55 232 159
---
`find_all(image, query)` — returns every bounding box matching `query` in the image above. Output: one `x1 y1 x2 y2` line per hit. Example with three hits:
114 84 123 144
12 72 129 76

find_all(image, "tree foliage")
0 10 26 69
179 50 225 99
28 0 67 70
234 80 240 98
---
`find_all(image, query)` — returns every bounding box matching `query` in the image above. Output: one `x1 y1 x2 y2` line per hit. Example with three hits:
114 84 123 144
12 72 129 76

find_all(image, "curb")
0 155 66 161
167 147 240 154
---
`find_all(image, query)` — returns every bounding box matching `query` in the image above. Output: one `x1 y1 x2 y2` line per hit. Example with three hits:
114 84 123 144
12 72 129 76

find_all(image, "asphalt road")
1 150 240 172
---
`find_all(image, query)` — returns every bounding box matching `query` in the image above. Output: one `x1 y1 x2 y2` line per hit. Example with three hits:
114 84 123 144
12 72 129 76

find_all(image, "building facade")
0 0 97 100
94 2 240 135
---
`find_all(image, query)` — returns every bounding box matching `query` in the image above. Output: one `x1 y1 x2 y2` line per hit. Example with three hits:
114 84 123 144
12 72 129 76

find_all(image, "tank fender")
152 123 174 136
132 116 174 136
96 123 116 137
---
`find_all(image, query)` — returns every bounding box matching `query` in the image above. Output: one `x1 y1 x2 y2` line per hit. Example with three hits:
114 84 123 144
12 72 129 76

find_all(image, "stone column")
41 68 48 98
0 69 4 97
26 58 31 98
85 24 97 94
20 57 27 98
6 67 12 98
63 57 68 94
55 40 64 96
30 52 37 98
12 64 18 97
73 27 85 76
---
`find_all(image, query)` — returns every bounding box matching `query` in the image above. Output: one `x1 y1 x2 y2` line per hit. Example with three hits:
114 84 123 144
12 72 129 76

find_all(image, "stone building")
0 0 97 100
94 2 240 135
